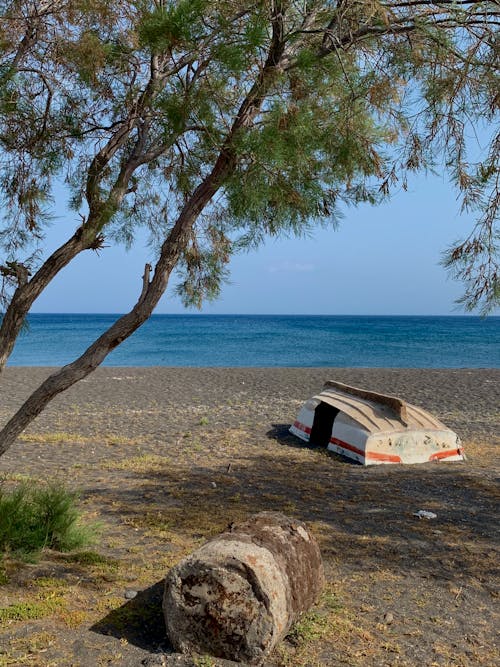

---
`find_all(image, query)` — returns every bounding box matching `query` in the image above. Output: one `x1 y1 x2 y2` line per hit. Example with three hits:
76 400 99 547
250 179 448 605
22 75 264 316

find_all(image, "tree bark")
0 164 222 456
0 49 162 375
163 512 325 665
0 234 89 372
0 9 288 455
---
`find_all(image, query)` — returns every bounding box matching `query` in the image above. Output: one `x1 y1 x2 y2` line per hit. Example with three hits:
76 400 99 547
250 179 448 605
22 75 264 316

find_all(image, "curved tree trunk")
0 170 221 456
0 17 288 456
0 233 91 372
0 73 151 374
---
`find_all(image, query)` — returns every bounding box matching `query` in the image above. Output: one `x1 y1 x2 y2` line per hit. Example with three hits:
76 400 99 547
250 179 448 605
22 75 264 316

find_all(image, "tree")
0 0 498 455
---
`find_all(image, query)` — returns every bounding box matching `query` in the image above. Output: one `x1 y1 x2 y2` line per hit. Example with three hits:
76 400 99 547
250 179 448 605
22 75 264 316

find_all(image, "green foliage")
0 597 63 622
192 656 216 667
138 0 208 51
213 42 248 74
159 93 187 134
213 10 268 73
61 550 118 567
0 0 498 315
224 88 384 242
61 30 110 85
176 227 232 308
287 610 330 646
0 482 96 559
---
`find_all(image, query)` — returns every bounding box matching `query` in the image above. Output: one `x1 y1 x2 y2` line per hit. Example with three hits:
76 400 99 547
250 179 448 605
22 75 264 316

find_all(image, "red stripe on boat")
293 421 311 434
295 425 462 464
330 437 401 463
429 449 463 461
330 437 364 457
365 451 402 463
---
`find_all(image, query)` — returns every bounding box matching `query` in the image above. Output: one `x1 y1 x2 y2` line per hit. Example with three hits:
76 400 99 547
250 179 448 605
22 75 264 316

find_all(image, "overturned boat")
290 381 465 466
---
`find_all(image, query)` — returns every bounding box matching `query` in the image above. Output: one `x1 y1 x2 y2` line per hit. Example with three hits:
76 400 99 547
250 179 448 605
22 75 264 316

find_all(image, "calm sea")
6 314 499 368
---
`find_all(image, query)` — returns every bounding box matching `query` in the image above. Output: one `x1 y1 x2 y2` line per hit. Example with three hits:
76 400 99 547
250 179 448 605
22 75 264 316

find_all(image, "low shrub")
0 481 95 559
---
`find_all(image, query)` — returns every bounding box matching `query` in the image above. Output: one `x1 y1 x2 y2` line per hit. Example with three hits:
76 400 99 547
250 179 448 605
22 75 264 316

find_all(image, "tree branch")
0 0 293 448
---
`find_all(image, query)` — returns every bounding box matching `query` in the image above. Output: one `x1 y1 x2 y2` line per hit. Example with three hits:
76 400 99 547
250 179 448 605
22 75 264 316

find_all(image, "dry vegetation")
0 367 498 666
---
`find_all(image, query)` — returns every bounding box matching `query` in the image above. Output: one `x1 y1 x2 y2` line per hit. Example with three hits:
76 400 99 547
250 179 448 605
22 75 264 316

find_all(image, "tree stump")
163 511 324 665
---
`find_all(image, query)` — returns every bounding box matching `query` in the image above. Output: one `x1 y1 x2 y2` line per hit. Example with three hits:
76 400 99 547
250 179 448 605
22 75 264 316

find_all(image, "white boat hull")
290 399 465 466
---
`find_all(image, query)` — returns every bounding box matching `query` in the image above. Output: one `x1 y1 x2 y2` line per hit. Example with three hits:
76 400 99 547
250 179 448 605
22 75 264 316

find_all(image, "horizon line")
25 312 497 318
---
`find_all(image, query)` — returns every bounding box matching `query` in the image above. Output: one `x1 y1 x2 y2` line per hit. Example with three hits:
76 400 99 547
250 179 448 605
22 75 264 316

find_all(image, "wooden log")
163 511 324 665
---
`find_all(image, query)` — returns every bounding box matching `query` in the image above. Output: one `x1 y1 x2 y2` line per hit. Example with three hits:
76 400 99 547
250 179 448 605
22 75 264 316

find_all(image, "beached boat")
290 380 465 465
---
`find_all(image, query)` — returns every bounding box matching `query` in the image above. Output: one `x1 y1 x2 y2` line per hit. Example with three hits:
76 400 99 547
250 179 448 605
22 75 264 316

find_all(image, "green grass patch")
32 576 69 589
61 550 118 567
286 609 331 646
0 595 65 623
19 431 87 444
0 482 96 560
193 656 216 667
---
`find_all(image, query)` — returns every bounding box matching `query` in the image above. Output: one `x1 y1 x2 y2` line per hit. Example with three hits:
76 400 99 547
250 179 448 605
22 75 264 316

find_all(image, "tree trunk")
163 512 325 665
0 30 286 454
0 233 89 372
0 171 220 456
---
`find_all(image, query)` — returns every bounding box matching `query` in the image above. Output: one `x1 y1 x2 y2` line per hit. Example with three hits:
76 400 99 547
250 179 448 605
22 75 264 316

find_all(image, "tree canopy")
0 0 498 452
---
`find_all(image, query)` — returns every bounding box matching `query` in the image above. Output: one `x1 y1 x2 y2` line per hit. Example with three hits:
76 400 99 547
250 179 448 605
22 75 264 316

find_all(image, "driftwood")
163 511 324 665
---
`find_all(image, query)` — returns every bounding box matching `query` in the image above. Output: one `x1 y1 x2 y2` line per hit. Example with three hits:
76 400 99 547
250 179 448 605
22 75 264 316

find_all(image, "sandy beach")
0 367 498 666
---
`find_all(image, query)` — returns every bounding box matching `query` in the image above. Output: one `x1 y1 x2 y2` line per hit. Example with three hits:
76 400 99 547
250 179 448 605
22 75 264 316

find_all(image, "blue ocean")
6 314 499 368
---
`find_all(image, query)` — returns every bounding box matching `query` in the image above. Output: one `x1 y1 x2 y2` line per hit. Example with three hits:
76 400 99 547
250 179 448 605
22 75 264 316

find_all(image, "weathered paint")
163 512 324 665
290 382 465 466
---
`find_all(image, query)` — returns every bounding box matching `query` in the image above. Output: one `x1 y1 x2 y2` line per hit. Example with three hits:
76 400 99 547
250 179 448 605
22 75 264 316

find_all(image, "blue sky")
30 170 479 315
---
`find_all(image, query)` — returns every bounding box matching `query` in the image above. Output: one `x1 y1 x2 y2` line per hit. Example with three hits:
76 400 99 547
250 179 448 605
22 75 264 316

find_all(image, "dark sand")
0 367 498 666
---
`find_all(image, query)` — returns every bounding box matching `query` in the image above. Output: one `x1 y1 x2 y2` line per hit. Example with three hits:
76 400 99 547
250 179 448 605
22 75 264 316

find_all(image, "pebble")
141 656 167 666
384 611 394 625
414 510 437 519
125 589 138 599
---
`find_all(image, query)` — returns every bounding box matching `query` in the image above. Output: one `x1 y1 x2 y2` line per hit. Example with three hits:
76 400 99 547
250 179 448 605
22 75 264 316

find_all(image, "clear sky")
30 170 483 316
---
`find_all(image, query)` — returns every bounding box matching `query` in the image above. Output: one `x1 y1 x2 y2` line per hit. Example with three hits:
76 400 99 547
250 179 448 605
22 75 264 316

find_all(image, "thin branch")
138 263 152 303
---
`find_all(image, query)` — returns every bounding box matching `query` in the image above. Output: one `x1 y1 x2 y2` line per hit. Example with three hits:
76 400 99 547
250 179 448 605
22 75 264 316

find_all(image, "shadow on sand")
88 438 497 585
91 580 170 652
266 422 359 464
89 421 498 654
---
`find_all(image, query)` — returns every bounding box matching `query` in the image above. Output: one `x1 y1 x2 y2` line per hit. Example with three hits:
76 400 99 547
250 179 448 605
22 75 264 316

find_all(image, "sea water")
6 314 499 368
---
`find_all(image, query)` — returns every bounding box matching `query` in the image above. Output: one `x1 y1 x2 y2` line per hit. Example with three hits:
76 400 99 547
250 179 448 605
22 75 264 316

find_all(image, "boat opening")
310 402 339 447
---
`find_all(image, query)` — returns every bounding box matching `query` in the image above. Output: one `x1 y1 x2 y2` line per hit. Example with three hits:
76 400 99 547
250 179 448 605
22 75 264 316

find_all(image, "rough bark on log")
163 511 324 665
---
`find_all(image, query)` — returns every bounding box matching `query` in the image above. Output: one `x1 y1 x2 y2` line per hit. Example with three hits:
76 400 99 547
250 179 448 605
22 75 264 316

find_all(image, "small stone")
211 481 217 488
414 510 437 519
384 611 394 625
141 656 167 666
124 589 138 600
